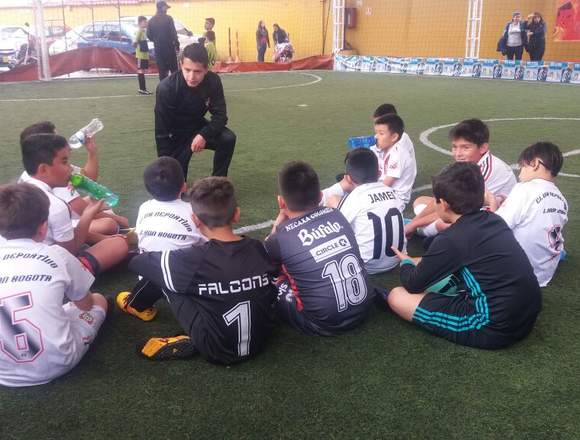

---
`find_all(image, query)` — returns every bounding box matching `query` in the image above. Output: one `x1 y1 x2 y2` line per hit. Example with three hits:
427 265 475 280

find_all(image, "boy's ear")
34 221 49 242
277 195 286 210
35 163 49 178
231 207 241 225
191 212 203 228
180 182 188 194
478 142 490 155
344 174 356 191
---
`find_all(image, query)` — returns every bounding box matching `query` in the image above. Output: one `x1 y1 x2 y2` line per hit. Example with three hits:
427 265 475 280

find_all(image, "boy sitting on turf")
387 162 541 349
129 177 278 364
405 118 516 238
323 114 416 212
492 142 568 287
327 148 406 274
19 121 128 242
20 133 128 275
0 183 108 387
265 161 373 336
116 157 206 321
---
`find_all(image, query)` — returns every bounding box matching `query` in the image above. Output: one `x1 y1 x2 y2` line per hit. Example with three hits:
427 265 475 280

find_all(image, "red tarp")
0 47 333 82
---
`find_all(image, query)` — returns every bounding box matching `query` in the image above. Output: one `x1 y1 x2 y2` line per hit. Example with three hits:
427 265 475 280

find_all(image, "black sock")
138 73 146 91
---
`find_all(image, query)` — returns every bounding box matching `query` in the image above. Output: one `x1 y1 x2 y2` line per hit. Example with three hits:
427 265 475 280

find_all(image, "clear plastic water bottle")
69 174 119 207
69 118 104 149
347 135 376 149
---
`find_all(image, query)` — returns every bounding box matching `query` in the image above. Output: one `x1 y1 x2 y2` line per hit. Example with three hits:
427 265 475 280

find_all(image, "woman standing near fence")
256 20 270 62
500 12 528 61
527 12 547 61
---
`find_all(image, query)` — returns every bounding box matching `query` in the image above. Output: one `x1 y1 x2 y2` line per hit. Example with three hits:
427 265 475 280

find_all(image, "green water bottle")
70 174 119 207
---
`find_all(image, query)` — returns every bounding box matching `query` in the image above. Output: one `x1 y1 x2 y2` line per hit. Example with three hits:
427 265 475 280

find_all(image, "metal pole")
34 0 51 81
61 0 67 51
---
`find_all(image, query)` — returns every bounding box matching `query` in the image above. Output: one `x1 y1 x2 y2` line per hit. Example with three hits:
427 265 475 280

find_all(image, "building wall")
1 0 578 62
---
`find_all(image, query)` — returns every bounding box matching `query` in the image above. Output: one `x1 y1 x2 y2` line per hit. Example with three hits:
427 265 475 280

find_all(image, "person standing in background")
147 1 180 81
134 16 152 95
501 12 528 61
272 23 287 45
204 17 215 38
205 31 217 70
527 12 547 61
256 20 270 62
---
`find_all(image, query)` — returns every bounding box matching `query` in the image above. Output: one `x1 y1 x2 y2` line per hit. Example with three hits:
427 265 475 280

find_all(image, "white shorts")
63 302 106 352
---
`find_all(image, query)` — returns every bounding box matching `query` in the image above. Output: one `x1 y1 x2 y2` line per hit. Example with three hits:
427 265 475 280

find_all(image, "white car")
0 26 31 67
49 25 85 55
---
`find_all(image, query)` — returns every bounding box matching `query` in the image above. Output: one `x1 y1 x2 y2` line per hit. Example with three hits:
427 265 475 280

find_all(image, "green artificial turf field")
0 71 579 439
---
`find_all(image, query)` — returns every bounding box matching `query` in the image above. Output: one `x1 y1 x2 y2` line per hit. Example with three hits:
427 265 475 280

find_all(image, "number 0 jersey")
0 239 95 387
496 179 568 287
129 237 278 365
265 207 373 333
338 182 407 274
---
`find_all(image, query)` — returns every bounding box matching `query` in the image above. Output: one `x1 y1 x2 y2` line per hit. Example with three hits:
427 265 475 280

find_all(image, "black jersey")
265 207 373 334
400 210 541 342
130 237 278 365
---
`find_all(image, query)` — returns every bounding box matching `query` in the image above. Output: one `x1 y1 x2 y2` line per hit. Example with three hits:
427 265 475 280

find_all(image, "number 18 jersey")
265 207 373 334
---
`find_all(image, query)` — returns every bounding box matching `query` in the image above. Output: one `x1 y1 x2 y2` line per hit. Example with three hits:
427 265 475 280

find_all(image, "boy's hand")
191 134 206 153
391 246 421 265
84 136 98 155
83 199 106 218
273 210 289 227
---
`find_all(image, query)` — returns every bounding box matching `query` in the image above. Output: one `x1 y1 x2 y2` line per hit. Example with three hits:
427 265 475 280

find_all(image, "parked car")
0 25 32 68
51 17 199 59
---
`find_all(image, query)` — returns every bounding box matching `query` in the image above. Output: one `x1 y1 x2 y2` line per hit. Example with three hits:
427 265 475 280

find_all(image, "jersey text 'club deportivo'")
265 207 373 333
338 182 407 274
130 237 277 365
497 179 568 287
0 239 94 387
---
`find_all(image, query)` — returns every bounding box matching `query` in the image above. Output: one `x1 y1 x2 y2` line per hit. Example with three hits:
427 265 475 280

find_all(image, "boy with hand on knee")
0 183 108 387
130 177 278 364
387 162 541 349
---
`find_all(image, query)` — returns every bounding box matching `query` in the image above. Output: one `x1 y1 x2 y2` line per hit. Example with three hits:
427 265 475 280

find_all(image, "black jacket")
147 12 179 55
154 70 228 152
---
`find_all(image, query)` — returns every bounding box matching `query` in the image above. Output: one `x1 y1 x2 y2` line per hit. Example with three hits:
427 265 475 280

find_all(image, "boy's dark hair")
189 177 237 227
432 162 484 215
180 43 209 68
21 133 68 175
449 118 489 146
138 15 147 23
0 183 49 239
278 161 320 211
374 114 404 140
518 141 563 177
205 17 215 26
373 103 398 118
143 157 184 201
345 148 379 184
19 121 56 146
205 30 216 42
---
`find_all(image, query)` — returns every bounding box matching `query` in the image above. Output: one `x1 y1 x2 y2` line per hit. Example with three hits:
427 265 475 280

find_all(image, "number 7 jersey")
265 207 373 334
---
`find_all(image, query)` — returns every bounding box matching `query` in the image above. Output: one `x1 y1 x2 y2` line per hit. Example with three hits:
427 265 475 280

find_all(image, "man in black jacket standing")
154 43 236 179
147 1 179 80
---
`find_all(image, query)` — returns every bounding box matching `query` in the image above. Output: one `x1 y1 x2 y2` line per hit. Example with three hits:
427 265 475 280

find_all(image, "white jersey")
135 199 206 252
25 177 74 245
478 151 516 198
0 239 95 387
370 132 417 210
338 181 406 274
496 179 568 287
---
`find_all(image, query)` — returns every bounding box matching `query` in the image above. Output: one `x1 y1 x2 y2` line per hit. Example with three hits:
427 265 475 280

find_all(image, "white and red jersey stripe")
477 151 516 198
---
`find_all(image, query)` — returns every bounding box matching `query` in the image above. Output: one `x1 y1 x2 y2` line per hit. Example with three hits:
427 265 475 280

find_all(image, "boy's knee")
387 287 408 309
100 218 119 235
219 129 236 148
91 293 108 312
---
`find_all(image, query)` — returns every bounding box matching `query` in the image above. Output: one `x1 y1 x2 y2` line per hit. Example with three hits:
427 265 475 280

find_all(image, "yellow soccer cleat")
138 335 197 361
116 291 158 322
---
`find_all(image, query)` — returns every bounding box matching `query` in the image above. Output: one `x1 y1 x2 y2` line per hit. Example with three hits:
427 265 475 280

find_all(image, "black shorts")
137 59 149 70
412 291 536 349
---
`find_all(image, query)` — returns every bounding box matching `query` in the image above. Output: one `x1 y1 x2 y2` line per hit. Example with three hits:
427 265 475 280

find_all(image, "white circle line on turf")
0 72 323 103
232 183 433 234
419 117 580 178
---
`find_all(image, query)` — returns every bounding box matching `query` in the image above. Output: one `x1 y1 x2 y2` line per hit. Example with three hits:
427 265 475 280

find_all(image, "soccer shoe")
138 89 152 95
138 335 197 361
116 291 157 322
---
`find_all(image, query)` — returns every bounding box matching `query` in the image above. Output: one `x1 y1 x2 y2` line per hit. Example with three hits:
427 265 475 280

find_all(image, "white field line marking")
233 183 433 234
0 72 323 103
419 117 580 178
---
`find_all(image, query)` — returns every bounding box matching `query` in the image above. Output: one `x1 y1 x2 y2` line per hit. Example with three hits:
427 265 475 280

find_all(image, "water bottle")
347 135 375 150
69 174 119 207
69 118 104 149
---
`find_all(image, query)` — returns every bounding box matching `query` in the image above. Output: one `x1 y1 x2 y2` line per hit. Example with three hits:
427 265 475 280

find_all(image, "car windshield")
0 28 27 39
